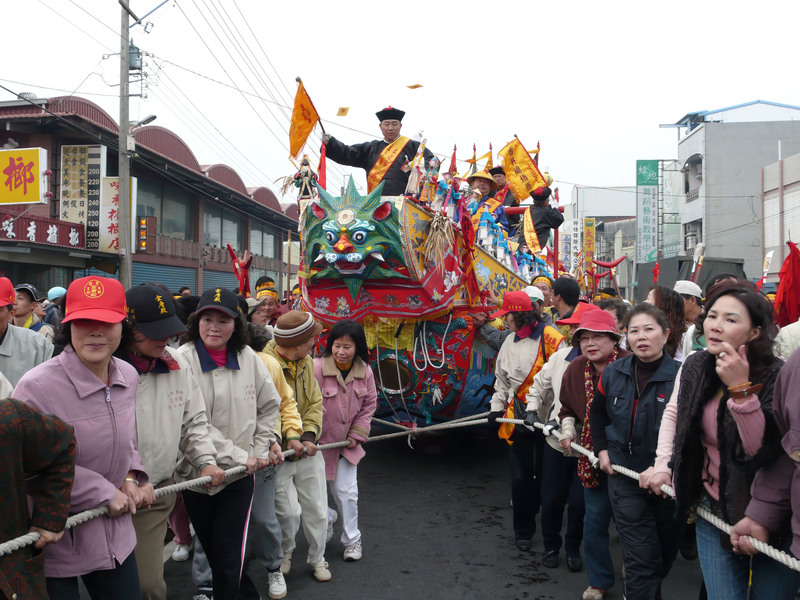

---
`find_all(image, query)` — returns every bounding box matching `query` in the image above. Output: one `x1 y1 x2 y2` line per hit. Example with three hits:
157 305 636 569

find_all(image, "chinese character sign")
100 177 137 254
583 218 595 274
636 159 659 263
59 145 107 243
1 148 48 205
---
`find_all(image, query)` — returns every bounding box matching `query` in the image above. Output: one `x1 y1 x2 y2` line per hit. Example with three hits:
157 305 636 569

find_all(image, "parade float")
297 174 549 425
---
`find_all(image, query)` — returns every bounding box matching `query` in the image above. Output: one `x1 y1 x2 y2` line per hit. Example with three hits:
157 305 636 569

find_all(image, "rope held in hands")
3 414 799 575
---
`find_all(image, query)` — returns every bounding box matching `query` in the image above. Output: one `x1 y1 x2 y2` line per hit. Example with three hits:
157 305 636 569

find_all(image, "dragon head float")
305 176 407 300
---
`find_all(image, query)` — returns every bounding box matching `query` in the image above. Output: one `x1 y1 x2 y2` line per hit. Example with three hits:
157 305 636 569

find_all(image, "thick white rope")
497 417 800 573
0 414 495 557
0 441 351 557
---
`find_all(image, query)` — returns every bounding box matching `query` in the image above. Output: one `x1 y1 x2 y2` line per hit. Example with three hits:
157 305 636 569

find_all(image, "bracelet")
727 382 752 392
124 477 139 485
728 383 762 400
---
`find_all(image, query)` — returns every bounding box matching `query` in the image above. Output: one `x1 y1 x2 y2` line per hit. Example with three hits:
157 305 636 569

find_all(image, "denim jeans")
583 475 615 590
696 516 800 600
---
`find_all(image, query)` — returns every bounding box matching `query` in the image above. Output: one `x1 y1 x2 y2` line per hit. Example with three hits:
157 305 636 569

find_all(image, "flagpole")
295 77 325 135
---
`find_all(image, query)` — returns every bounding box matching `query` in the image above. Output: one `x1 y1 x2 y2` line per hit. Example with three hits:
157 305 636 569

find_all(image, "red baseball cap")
572 309 622 346
555 301 599 326
0 277 14 307
490 290 533 319
62 276 128 324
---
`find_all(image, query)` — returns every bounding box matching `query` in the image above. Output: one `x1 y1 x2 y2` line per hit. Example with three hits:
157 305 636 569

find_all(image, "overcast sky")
3 0 800 204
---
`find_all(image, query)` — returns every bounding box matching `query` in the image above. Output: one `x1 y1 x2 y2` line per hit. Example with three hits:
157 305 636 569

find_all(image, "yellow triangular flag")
337 107 350 116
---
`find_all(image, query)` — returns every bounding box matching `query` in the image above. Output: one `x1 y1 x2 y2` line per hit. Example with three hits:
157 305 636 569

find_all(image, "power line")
37 0 116 52
0 77 118 98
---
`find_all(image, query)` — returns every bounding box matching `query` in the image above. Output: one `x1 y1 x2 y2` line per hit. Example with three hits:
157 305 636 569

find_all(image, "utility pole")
118 1 133 288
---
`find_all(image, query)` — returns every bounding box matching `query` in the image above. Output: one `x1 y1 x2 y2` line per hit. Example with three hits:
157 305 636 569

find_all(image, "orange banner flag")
498 138 548 202
289 80 320 160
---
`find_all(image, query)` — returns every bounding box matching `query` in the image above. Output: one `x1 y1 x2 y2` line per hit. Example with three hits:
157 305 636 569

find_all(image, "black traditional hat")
488 166 505 176
376 106 405 122
531 186 552 203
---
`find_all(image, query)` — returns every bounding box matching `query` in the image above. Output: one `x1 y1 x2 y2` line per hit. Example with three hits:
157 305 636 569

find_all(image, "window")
222 213 242 250
204 201 222 247
136 176 195 240
249 225 263 256
137 177 161 229
264 232 276 258
162 184 192 240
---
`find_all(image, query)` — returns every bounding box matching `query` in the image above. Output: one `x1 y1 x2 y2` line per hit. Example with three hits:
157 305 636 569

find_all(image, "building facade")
667 101 800 277
0 96 299 297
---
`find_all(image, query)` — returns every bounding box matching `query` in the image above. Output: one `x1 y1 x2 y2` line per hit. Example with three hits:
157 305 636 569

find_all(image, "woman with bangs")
176 286 281 600
645 281 800 599
487 290 565 552
14 276 147 599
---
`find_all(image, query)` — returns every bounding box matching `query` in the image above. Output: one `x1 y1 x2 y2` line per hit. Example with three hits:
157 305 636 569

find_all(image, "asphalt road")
164 426 705 599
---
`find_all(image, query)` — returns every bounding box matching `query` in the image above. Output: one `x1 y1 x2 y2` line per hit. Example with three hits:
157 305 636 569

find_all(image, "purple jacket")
14 346 145 578
745 347 800 556
314 356 377 480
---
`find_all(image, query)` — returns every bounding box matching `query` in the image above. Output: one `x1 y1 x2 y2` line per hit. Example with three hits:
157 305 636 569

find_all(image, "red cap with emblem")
490 290 533 319
62 276 128 324
0 277 14 307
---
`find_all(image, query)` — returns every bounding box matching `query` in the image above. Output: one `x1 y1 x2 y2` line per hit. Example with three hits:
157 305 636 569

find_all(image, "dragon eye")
325 232 337 243
352 230 367 243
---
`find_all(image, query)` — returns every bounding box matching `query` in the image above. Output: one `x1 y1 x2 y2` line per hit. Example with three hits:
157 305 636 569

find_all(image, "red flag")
775 242 800 327
448 144 457 175
318 142 327 190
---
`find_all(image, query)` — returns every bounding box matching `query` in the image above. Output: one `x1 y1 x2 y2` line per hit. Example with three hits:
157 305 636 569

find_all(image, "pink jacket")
314 356 377 480
14 346 145 578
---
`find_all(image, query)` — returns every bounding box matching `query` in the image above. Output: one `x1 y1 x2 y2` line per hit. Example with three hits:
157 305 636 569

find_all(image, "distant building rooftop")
661 100 800 140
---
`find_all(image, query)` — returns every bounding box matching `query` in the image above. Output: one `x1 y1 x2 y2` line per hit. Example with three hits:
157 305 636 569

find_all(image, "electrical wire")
0 78 118 98
149 60 277 186
36 0 116 52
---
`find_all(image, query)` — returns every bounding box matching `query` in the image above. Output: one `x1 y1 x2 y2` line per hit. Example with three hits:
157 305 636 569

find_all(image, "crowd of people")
0 274 376 600
4 265 800 600
479 273 800 600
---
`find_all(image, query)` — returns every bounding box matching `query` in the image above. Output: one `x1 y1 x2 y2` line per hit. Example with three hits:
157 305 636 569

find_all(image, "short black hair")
553 276 580 307
245 322 272 352
598 287 618 297
323 319 370 364
596 297 629 323
178 286 191 294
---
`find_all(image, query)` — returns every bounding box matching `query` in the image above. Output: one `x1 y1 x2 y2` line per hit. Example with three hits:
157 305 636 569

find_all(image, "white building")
663 100 800 277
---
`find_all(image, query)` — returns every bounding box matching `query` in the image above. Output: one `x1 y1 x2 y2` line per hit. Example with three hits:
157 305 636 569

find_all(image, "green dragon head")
305 176 407 300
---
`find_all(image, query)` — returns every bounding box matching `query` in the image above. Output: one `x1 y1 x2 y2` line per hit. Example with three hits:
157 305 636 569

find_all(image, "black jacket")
590 353 680 472
325 136 433 196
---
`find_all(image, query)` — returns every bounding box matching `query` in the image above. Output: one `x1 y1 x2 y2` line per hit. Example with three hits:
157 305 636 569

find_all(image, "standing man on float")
323 107 433 196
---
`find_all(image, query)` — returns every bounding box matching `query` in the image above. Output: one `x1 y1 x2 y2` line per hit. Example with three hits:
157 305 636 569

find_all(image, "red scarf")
578 348 620 489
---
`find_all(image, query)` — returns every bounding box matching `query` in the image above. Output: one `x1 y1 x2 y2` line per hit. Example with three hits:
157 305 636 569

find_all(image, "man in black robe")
517 186 564 249
322 106 433 196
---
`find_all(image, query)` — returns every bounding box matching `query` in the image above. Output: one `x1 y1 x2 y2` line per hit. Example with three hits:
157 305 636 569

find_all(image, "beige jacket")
175 341 279 494
490 333 567 412
525 345 577 454
132 347 218 486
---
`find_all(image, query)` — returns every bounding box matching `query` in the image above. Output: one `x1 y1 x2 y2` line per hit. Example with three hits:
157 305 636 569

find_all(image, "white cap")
673 280 702 298
523 285 545 303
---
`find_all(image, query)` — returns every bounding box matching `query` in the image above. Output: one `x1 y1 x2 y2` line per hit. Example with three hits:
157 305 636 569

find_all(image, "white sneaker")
267 571 287 599
344 539 362 561
313 561 332 582
326 508 338 543
192 595 212 600
280 552 292 575
172 543 191 562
